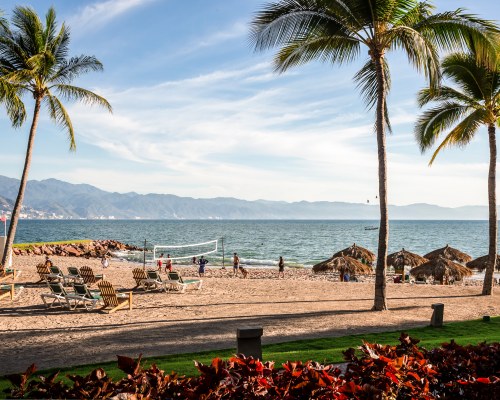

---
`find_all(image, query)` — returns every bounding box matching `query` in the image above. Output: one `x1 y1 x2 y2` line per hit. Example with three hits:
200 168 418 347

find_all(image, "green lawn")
13 240 92 250
1 317 498 397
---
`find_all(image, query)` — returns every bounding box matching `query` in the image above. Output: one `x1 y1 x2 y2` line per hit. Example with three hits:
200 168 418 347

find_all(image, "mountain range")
0 175 490 220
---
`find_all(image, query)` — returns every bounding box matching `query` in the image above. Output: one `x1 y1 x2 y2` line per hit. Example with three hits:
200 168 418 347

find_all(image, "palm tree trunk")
1 97 42 267
372 52 388 311
482 123 497 295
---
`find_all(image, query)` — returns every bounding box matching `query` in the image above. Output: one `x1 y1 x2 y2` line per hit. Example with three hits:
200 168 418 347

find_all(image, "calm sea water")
10 220 495 267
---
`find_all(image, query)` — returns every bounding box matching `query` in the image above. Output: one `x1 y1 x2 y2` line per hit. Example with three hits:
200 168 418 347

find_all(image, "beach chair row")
41 280 132 313
132 268 202 293
36 264 105 286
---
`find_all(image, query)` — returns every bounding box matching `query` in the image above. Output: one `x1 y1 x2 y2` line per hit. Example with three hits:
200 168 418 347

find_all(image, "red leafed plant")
5 336 499 399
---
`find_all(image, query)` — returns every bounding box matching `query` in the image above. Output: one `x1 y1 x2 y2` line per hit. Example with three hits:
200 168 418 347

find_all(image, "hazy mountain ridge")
0 175 491 220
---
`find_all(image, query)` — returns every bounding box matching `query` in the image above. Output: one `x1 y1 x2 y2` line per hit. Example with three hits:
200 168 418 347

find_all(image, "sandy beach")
1 255 499 375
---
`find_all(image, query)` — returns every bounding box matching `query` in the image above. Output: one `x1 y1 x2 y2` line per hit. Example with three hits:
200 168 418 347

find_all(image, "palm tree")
415 50 500 295
250 0 498 310
0 6 112 268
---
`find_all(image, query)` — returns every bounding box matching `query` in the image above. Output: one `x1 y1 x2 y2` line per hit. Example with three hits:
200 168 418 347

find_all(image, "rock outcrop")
12 240 141 258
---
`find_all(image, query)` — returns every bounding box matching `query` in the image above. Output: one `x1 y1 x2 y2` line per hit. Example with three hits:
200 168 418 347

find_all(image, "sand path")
1 255 498 375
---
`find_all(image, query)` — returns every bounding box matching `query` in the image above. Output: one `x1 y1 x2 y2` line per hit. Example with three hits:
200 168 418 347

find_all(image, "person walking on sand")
233 253 240 277
278 256 285 278
198 255 208 277
164 254 172 273
157 253 164 272
101 254 109 269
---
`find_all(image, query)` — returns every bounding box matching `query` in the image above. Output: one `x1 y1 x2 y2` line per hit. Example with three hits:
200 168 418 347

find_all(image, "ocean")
10 219 495 268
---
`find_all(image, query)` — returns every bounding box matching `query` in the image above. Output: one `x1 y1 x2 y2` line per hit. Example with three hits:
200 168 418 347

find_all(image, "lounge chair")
132 268 158 291
97 281 132 313
80 266 105 286
167 271 202 293
36 263 61 283
145 270 169 292
41 282 72 309
0 267 19 282
70 282 102 311
49 265 77 286
0 283 24 301
67 266 85 284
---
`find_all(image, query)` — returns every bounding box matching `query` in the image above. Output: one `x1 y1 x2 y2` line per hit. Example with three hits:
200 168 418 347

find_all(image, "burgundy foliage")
5 334 498 399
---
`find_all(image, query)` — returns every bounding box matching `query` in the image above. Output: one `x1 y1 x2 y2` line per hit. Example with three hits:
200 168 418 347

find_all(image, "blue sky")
0 0 499 207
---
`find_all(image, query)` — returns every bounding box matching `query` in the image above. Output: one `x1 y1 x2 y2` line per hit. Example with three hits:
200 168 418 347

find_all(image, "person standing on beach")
233 253 240 277
198 256 208 277
278 256 285 278
101 255 109 269
164 254 172 273
157 253 164 272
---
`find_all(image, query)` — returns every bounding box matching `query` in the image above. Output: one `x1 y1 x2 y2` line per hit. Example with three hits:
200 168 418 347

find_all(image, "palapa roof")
312 254 373 275
387 248 427 268
332 243 375 264
466 255 500 271
423 244 472 264
409 256 473 280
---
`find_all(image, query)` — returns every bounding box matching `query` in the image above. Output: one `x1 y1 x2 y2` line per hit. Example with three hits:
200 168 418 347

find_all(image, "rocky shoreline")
12 240 141 258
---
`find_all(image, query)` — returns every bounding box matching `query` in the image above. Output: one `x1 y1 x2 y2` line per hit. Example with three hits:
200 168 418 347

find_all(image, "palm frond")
417 9 499 57
50 55 104 84
417 86 478 108
53 83 112 112
44 92 76 150
441 52 494 101
387 25 440 89
0 78 26 127
428 108 486 164
274 34 360 71
250 0 364 53
415 101 472 151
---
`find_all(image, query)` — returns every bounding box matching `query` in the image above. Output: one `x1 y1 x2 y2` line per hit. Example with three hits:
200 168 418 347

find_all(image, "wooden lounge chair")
70 282 101 311
0 283 24 301
97 281 132 313
80 266 105 286
132 268 157 291
167 271 202 293
0 267 19 282
41 282 72 308
36 263 61 283
145 270 169 292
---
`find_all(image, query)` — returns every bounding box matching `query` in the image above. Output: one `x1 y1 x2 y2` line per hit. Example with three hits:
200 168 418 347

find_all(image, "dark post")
430 303 444 327
237 327 263 360
143 239 146 270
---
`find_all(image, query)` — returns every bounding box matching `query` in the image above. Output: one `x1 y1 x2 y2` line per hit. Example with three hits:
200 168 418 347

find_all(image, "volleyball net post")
221 237 225 269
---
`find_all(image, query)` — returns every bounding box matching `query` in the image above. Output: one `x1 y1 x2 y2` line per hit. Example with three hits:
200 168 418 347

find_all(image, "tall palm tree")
250 0 498 310
415 50 500 295
0 6 112 268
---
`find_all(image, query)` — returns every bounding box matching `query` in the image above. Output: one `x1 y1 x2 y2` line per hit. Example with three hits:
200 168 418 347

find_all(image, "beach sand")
1 255 499 375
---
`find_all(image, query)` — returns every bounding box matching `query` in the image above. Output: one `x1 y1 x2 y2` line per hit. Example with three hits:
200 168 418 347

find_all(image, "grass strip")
1 317 498 397
13 240 92 250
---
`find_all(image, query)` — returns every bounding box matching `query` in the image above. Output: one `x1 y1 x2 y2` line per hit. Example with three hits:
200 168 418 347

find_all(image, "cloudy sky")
0 0 499 207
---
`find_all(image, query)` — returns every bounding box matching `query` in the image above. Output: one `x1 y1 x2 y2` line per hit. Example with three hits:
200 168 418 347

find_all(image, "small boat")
364 227 378 231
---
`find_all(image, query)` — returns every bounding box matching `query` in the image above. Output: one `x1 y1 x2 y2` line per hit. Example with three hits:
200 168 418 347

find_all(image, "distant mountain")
0 175 491 220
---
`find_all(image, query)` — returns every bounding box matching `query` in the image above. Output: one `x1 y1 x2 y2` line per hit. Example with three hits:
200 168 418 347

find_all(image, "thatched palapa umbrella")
466 255 500 271
332 243 375 264
312 253 373 281
423 244 472 264
387 248 427 270
410 256 472 284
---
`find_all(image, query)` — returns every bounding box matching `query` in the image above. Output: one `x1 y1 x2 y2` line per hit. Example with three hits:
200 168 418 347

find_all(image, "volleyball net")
153 239 219 261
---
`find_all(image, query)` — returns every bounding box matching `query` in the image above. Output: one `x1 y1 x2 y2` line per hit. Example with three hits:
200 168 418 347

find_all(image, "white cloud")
68 0 156 33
